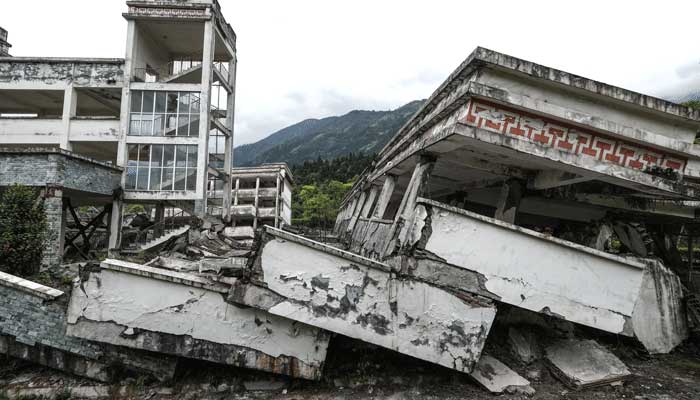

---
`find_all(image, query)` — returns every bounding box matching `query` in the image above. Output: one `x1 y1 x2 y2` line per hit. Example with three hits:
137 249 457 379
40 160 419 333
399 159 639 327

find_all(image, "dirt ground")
1 333 699 400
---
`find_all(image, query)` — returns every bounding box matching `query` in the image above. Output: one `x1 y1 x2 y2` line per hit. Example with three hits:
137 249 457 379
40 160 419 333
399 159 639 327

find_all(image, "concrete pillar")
108 199 123 250
275 173 281 228
222 57 237 223
117 19 136 186
154 203 165 236
360 185 379 218
195 19 216 218
347 191 367 233
382 156 436 257
60 86 77 151
494 179 523 224
253 177 260 229
42 188 64 268
372 175 397 219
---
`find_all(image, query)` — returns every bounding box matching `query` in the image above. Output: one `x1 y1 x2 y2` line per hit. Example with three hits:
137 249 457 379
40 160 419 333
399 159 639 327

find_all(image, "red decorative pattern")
463 100 687 173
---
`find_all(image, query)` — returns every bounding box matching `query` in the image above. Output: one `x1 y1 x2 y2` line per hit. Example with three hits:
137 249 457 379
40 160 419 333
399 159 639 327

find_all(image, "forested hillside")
234 100 423 167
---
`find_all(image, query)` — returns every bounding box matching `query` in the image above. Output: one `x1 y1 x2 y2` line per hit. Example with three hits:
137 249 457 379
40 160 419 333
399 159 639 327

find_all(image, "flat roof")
0 57 124 64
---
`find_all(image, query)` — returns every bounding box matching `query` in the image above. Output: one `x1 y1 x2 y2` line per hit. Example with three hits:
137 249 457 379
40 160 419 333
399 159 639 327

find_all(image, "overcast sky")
3 0 700 145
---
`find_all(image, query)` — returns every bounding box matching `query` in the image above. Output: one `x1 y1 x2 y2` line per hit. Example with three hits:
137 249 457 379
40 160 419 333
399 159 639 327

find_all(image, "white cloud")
4 0 700 144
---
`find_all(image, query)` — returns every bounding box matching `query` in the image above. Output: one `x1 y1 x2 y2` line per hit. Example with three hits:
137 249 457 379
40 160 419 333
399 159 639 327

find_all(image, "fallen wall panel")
66 260 330 380
230 227 497 374
413 198 646 336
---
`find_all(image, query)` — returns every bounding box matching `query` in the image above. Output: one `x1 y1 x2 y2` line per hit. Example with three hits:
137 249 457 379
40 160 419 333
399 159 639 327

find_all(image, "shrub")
0 184 48 277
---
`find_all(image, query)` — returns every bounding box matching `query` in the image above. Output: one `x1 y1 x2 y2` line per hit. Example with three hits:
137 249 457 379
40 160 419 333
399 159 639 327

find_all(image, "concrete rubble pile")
2 46 700 397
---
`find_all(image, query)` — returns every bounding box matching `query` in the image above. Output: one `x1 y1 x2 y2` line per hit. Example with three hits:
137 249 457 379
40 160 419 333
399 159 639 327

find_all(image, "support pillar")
494 179 523 224
42 187 64 268
253 177 260 229
360 185 379 218
347 191 367 233
154 203 165 237
372 174 396 219
382 156 436 257
60 86 77 151
195 19 215 218
275 173 281 228
108 199 123 251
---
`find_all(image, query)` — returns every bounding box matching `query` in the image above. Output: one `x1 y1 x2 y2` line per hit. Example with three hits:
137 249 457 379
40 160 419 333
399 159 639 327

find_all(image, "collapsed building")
1 2 699 396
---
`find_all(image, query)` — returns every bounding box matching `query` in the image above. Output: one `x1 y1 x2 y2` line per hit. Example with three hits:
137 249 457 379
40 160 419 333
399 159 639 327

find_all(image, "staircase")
138 225 191 251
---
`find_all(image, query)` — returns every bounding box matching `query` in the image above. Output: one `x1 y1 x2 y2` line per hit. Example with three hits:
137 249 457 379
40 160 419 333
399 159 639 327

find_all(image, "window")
126 144 198 191
129 90 200 136
208 128 228 169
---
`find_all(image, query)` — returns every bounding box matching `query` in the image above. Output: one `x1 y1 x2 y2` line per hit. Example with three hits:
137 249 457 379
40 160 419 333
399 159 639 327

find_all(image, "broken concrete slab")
507 327 541 364
230 226 497 374
630 259 688 354
470 355 534 395
412 199 647 336
66 259 330 380
545 339 631 389
0 269 177 382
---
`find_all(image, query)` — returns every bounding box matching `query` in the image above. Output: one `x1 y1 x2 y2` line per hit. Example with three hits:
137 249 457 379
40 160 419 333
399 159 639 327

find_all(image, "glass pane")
128 145 139 161
174 168 186 190
177 115 189 136
151 145 164 167
189 114 199 136
176 145 187 167
136 166 149 190
130 91 142 112
189 93 200 113
208 135 218 154
186 168 197 191
155 92 166 113
166 114 178 136
149 168 162 190
140 114 155 136
142 91 154 113
187 145 198 167
153 114 166 136
164 145 175 167
126 167 137 190
178 93 189 115
167 93 178 113
161 167 174 191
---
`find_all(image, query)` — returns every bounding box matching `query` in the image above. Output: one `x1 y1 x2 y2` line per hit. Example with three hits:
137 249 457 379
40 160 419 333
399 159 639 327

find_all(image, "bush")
0 184 48 277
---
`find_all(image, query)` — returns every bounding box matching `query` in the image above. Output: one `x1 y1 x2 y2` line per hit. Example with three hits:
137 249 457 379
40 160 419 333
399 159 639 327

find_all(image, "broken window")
126 144 198 191
129 90 201 136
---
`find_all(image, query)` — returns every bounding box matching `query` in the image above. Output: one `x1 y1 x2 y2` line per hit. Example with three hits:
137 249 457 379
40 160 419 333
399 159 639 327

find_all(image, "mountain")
233 100 424 166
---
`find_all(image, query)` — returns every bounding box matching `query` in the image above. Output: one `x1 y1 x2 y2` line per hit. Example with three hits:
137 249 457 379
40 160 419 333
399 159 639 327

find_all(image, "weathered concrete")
545 339 631 389
507 326 541 364
0 269 177 382
66 260 330 380
231 227 497 374
630 259 688 354
413 198 646 336
470 355 534 395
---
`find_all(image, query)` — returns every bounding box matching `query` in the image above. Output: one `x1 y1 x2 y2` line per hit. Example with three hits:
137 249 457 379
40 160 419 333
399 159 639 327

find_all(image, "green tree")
682 100 700 109
0 185 47 276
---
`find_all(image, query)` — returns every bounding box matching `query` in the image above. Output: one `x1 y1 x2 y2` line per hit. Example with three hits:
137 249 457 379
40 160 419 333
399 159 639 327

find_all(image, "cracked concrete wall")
414 199 646 336
0 271 176 382
245 232 497 373
349 218 391 259
66 263 329 380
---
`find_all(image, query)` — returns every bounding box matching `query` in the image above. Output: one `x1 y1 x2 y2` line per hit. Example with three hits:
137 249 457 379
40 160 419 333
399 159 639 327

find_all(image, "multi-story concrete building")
0 1 238 264
0 27 11 57
208 163 293 238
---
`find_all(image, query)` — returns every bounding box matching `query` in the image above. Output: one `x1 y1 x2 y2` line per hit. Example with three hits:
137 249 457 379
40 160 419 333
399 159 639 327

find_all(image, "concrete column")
233 178 240 206
195 19 216 218
222 57 237 223
253 177 260 229
274 173 281 228
360 185 379 218
382 156 436 257
372 174 397 219
154 203 165 237
117 19 136 185
42 188 64 268
108 199 123 250
494 179 523 224
60 86 77 151
347 191 367 233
